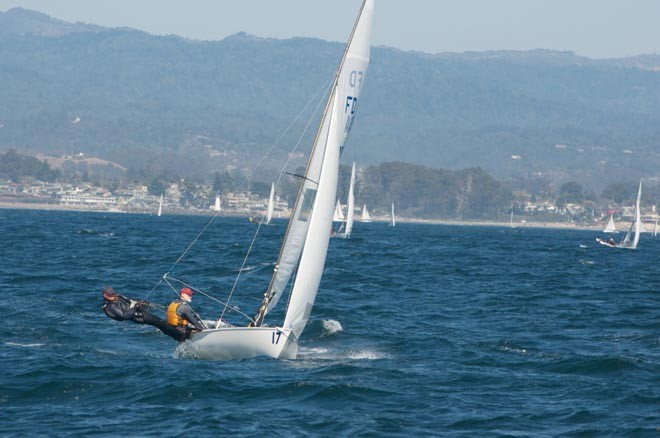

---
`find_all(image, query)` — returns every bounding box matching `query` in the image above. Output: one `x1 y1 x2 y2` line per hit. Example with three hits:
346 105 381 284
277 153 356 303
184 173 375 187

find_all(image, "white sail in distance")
344 162 356 238
603 214 616 233
333 200 345 222
621 181 642 249
361 204 372 222
265 183 275 225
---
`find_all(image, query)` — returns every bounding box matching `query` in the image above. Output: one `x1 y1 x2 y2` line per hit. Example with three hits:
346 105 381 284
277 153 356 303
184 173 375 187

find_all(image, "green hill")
2 7 660 190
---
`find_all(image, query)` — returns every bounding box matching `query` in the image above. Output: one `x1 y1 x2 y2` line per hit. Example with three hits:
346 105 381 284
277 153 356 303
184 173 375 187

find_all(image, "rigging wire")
218 74 334 324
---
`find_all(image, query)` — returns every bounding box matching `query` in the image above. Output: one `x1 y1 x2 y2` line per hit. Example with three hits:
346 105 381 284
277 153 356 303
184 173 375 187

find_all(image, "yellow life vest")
166 302 189 327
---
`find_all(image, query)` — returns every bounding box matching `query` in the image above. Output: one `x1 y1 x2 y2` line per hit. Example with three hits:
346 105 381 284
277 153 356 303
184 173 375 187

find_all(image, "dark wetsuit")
103 294 190 342
103 295 141 321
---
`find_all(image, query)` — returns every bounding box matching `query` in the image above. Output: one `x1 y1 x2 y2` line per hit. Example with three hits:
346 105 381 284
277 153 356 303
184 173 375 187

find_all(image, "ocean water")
1 209 658 437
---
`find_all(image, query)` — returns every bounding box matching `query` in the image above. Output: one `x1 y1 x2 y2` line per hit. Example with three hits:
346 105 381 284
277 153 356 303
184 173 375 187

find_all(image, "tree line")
3 150 659 219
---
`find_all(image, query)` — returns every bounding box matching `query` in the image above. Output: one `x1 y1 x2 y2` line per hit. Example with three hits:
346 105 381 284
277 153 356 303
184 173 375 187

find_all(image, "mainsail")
620 180 642 249
391 202 396 227
189 0 373 359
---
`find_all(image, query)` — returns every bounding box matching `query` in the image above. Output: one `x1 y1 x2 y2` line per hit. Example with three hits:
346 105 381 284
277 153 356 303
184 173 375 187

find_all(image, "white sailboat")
361 204 372 222
654 216 658 237
187 0 373 360
212 195 221 212
332 162 355 238
603 214 617 233
597 181 642 249
390 202 396 227
332 200 345 222
157 194 163 217
344 163 356 237
265 182 275 225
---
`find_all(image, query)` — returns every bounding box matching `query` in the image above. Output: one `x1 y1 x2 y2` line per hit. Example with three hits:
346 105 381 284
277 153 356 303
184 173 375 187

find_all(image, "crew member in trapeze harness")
101 286 205 342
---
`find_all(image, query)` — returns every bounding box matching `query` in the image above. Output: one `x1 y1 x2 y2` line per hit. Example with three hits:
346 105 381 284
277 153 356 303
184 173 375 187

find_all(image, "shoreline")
0 201 604 231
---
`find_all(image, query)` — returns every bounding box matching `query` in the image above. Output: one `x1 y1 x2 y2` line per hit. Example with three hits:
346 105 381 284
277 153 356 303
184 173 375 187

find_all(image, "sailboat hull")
186 327 297 360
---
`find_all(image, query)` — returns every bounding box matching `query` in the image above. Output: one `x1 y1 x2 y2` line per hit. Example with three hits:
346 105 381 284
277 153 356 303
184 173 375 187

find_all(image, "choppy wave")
1 211 658 436
76 228 114 237
5 342 46 348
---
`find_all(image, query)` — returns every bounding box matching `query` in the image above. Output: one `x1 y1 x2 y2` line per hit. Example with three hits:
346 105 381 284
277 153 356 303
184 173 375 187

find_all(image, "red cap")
180 287 194 297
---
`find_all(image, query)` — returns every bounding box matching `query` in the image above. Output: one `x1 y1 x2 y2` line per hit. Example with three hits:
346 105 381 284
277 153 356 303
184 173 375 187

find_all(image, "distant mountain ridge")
0 7 104 36
1 7 660 189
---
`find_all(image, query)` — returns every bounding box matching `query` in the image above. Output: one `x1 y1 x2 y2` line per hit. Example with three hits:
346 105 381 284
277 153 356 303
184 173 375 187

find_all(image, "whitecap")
499 344 528 355
343 349 387 360
321 319 343 336
297 346 388 361
173 340 204 359
6 342 46 348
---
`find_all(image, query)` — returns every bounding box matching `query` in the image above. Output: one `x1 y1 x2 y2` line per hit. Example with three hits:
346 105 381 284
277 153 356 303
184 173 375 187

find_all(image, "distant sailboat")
597 181 642 249
603 214 617 233
157 194 163 217
390 202 396 227
333 200 344 222
654 216 658 237
213 195 221 212
361 204 372 223
333 162 355 238
265 183 275 225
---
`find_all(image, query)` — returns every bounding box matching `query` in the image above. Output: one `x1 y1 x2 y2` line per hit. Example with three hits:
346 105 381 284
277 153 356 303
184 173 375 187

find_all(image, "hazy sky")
1 0 659 59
